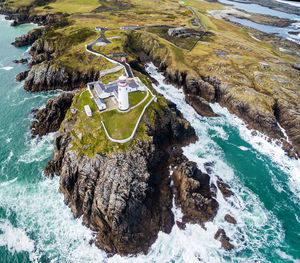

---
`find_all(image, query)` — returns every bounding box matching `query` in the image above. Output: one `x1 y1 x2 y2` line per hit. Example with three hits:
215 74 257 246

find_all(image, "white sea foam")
144 63 286 262
0 177 106 263
0 177 18 187
1 66 13 71
209 103 300 199
19 132 56 163
275 0 300 7
1 151 14 175
275 249 300 263
0 219 38 262
238 146 248 151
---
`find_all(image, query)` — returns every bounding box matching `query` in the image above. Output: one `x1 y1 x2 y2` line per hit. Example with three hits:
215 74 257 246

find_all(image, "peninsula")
1 0 300 257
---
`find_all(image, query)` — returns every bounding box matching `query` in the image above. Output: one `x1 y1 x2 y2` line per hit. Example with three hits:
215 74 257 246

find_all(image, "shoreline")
1 0 300 260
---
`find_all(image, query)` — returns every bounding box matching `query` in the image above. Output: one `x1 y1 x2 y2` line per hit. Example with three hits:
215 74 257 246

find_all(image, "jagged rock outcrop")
214 228 234 251
12 58 27 63
185 95 219 117
224 214 237 224
43 98 201 255
12 28 43 47
0 6 67 27
30 91 75 136
23 61 100 91
16 70 29 82
172 161 219 225
273 99 300 158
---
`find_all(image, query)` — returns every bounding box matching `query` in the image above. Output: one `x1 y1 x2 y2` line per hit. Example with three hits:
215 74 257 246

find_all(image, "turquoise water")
0 14 300 263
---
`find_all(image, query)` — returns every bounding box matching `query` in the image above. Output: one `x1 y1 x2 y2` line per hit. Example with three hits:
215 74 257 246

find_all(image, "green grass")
36 0 100 14
101 92 153 140
129 91 146 107
75 90 97 112
101 68 125 84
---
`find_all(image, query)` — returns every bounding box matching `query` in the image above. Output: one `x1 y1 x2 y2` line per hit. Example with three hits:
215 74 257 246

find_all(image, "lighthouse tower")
117 75 129 111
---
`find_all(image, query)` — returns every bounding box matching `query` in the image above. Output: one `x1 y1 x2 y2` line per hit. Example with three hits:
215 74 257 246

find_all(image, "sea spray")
144 63 300 262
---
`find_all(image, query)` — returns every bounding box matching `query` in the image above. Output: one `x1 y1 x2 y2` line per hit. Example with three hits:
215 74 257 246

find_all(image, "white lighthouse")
117 75 129 111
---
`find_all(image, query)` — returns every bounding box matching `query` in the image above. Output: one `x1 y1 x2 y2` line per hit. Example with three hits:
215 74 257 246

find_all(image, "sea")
218 0 300 44
0 1 300 262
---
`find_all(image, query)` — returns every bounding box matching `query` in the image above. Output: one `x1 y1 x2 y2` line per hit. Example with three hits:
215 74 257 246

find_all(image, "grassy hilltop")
3 0 300 156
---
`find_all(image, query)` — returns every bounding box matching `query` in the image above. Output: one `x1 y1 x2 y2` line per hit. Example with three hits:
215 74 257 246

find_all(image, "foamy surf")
18 132 56 163
0 219 38 262
275 0 300 7
0 66 13 71
144 62 294 262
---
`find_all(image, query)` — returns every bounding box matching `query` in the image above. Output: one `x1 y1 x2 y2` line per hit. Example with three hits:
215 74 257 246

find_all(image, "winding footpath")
86 29 156 144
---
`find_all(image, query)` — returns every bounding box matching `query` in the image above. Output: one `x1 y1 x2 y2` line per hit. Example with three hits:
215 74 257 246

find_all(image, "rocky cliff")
40 94 224 255
31 91 75 136
0 5 67 26
12 23 101 91
126 31 300 159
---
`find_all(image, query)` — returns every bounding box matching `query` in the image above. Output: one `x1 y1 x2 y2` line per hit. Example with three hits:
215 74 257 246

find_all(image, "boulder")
214 228 234 251
224 214 237 224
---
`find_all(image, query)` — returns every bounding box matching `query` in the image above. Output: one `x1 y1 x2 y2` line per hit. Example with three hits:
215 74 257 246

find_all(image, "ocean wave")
210 103 300 200
0 66 13 71
0 177 106 263
144 63 286 262
275 0 300 8
18 132 55 163
0 219 38 262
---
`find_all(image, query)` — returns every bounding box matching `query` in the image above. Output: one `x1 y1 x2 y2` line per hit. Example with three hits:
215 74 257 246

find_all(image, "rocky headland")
32 91 232 255
3 0 298 256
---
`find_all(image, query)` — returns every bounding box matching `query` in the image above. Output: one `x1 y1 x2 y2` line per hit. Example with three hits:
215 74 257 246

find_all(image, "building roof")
94 97 106 110
128 81 139 89
84 105 92 116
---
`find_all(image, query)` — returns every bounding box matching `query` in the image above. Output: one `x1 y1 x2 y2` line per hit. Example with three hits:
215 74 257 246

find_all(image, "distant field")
36 0 100 13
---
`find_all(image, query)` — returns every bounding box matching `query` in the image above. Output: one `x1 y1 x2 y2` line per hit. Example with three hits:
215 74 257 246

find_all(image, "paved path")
187 6 205 30
101 89 156 144
86 30 134 78
85 30 156 143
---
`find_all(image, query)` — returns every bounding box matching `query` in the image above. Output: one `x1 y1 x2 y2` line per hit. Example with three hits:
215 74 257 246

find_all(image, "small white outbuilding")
84 105 92 117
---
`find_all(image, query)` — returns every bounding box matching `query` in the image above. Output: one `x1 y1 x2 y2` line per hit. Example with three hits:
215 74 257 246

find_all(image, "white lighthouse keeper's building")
117 75 129 111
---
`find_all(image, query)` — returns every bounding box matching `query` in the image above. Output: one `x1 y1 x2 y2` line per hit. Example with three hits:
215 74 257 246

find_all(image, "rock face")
44 99 205 255
12 28 43 47
24 61 101 91
185 95 219 117
0 7 67 27
16 70 29 82
30 92 75 136
172 161 219 225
